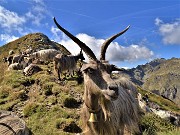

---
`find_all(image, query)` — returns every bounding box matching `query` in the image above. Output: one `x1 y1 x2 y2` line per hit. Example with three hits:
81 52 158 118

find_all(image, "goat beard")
99 96 115 121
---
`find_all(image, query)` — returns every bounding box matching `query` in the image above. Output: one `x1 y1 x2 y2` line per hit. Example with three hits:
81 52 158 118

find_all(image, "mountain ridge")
0 32 70 58
121 57 180 106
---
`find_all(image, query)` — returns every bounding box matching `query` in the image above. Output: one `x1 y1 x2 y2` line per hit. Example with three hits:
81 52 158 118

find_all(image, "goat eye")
87 68 94 74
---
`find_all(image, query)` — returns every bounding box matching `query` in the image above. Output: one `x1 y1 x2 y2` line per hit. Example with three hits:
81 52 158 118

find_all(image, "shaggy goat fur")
12 54 25 64
8 50 14 55
3 56 13 66
81 62 140 135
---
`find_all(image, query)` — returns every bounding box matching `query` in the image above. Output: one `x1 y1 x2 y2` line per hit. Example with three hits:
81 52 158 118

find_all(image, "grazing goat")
3 53 25 66
54 50 85 80
54 17 140 135
29 49 61 62
23 63 42 76
8 63 23 71
24 47 33 55
9 50 14 55
3 56 13 66
12 54 25 64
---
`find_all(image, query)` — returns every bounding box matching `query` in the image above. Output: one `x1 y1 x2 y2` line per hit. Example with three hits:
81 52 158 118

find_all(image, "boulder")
0 110 30 135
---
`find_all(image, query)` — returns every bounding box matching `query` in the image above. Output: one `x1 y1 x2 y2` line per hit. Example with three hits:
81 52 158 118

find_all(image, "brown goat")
54 50 85 80
54 17 140 135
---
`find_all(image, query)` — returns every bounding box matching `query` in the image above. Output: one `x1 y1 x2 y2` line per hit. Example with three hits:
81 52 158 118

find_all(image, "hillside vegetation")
0 33 179 135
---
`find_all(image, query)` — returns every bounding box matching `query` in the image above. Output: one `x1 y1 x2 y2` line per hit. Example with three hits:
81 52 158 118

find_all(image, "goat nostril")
108 85 118 92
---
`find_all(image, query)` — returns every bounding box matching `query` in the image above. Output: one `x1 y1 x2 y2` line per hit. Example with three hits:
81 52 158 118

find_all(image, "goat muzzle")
102 84 119 101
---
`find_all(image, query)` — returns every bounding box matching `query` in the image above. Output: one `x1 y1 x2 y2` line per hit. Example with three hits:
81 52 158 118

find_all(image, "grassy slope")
137 86 180 114
0 63 84 135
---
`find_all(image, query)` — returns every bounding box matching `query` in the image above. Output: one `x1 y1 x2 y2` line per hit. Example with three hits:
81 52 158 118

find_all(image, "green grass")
157 128 180 135
0 99 19 110
2 70 35 89
25 105 81 135
137 86 180 114
140 113 175 135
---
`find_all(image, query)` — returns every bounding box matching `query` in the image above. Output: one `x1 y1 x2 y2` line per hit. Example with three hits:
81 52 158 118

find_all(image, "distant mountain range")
121 58 180 106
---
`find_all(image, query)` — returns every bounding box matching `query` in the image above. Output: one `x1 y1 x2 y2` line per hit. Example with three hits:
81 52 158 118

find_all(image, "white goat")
24 48 33 55
23 63 42 76
30 49 61 62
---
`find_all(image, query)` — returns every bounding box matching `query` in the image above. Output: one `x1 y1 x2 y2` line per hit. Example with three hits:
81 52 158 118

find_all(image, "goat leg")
57 69 61 81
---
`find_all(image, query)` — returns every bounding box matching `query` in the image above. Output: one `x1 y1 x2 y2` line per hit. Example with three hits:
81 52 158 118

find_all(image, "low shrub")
0 87 10 98
63 97 79 108
140 113 175 135
23 102 38 117
43 83 53 96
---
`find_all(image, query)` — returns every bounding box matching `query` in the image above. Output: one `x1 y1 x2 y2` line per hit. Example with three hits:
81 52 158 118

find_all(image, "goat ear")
81 64 89 72
80 49 82 54
112 65 125 71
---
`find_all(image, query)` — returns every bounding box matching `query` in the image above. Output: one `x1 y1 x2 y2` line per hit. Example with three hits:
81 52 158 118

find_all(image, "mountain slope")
0 33 82 134
0 33 70 83
0 32 70 58
122 58 180 106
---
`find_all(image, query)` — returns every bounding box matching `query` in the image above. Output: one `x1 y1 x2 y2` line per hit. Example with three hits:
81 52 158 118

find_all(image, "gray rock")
0 110 30 135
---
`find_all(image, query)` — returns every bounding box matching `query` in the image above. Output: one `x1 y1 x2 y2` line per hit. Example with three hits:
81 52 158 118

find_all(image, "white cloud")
0 34 18 43
155 18 163 26
155 18 180 45
32 0 45 5
0 6 26 32
51 26 60 38
25 0 48 26
50 26 66 42
0 0 50 43
53 32 154 62
0 6 30 43
107 44 154 62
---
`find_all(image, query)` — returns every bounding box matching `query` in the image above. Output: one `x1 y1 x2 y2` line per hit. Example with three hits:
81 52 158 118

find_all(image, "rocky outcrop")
0 110 30 135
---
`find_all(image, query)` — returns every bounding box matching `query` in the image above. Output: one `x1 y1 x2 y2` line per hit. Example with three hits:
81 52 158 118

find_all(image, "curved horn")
54 17 97 61
100 25 130 60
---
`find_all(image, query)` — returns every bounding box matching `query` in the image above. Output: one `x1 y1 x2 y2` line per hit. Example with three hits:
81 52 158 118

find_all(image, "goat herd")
3 47 85 80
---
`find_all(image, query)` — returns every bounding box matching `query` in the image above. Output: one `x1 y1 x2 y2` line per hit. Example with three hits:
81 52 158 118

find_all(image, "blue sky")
0 0 179 68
